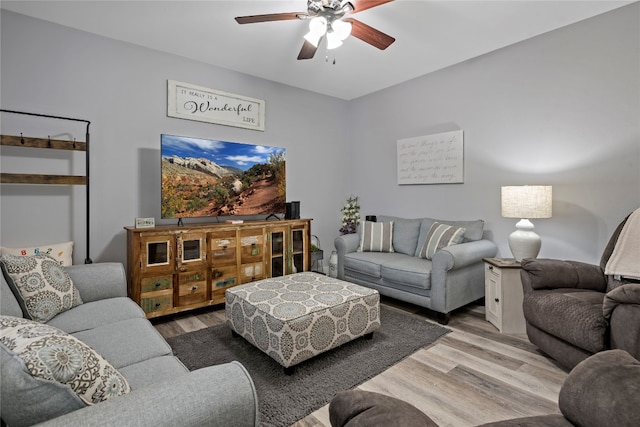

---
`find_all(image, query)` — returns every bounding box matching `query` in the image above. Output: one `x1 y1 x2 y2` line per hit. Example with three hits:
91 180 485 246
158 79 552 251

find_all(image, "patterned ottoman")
225 272 380 373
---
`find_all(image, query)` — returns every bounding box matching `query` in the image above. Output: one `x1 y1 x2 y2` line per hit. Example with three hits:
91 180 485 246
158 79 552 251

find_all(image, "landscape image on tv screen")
161 134 286 218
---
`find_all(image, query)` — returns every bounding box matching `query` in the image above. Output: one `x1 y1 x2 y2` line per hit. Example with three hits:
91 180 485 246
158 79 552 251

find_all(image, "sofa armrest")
432 239 498 271
520 259 607 294
335 233 361 279
604 283 640 319
65 263 127 302
35 362 258 427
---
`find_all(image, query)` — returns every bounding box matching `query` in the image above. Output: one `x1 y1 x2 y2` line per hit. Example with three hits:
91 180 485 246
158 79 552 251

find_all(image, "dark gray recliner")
329 349 640 427
520 214 640 370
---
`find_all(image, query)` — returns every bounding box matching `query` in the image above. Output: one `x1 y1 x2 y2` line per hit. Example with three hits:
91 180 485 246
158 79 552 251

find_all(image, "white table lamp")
501 185 552 261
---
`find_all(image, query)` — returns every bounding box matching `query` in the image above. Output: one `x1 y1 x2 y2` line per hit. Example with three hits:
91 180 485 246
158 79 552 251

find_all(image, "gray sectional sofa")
335 215 498 323
1 262 258 427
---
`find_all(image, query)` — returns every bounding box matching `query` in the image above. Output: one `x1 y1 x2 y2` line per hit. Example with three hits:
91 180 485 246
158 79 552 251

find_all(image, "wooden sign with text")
167 80 265 131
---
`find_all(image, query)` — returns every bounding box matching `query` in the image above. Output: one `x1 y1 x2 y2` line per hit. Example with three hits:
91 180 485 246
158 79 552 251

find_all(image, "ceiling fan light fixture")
331 18 352 40
326 32 343 50
303 16 327 47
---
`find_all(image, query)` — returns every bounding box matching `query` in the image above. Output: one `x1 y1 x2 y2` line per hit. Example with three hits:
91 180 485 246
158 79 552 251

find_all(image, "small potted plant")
339 195 360 235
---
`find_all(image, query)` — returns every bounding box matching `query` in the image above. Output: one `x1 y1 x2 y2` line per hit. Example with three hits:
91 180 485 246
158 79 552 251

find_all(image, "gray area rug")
166 305 449 427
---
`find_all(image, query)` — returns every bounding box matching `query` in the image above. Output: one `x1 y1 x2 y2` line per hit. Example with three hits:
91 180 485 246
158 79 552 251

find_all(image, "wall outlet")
135 217 155 228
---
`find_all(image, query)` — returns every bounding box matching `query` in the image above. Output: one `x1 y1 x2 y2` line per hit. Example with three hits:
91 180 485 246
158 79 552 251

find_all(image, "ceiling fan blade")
297 38 321 60
235 12 306 24
348 0 394 13
344 18 395 50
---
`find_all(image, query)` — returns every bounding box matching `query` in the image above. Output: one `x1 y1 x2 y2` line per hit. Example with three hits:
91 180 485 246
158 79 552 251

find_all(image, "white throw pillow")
1 241 73 266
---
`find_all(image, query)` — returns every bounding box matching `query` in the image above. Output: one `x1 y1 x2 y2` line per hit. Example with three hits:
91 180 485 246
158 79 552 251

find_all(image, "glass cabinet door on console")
140 235 174 274
268 223 309 276
269 226 287 277
239 228 265 284
291 224 307 274
209 229 239 304
175 231 206 271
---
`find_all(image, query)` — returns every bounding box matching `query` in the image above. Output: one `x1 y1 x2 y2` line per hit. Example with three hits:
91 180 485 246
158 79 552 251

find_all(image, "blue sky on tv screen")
161 134 285 171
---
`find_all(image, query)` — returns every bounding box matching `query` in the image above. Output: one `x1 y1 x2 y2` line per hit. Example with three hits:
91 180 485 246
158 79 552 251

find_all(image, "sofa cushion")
72 317 173 369
358 221 394 253
117 355 187 389
345 252 414 279
380 257 433 290
47 297 146 334
417 222 466 260
344 252 386 278
377 216 422 256
0 316 130 426
1 241 74 267
523 289 608 354
1 254 83 323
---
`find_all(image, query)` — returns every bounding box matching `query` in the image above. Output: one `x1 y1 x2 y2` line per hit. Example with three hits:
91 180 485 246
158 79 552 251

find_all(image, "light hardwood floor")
153 297 568 427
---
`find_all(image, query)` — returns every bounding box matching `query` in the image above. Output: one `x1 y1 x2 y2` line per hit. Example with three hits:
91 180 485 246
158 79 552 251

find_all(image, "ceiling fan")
235 0 396 60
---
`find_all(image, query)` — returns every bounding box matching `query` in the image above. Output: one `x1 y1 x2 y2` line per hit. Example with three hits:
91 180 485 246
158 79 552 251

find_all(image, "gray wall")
1 4 639 268
1 10 350 265
348 3 639 263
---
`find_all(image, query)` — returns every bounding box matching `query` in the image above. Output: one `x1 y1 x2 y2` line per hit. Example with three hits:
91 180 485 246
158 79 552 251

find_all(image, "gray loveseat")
335 216 498 323
1 262 258 427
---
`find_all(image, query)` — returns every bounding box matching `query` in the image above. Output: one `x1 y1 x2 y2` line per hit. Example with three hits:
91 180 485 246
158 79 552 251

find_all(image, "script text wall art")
397 130 463 184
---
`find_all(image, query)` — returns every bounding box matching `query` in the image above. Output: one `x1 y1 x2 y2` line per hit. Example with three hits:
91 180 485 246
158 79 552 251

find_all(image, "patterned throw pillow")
0 316 130 405
1 241 73 266
0 254 82 323
358 221 394 253
418 222 466 260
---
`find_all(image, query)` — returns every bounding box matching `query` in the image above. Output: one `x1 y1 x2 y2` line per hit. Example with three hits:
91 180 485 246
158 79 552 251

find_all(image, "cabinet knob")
488 266 494 270
495 298 500 303
155 302 161 307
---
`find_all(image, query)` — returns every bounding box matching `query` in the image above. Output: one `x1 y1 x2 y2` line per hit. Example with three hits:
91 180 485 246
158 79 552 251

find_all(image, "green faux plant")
340 195 360 235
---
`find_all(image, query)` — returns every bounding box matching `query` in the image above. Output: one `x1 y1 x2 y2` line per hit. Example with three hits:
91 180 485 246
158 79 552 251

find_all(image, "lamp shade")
501 186 552 219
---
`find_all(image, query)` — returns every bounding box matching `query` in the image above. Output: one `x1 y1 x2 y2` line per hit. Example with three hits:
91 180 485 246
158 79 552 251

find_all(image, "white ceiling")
2 1 634 100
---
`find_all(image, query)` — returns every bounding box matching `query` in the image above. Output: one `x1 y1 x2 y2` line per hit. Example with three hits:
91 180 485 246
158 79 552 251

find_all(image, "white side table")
483 258 526 334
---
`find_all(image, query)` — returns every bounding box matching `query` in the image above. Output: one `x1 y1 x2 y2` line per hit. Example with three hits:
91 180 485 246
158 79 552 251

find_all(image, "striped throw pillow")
358 221 394 253
418 222 466 259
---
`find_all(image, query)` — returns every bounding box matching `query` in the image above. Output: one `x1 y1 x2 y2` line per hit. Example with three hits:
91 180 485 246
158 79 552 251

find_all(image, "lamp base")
508 219 542 262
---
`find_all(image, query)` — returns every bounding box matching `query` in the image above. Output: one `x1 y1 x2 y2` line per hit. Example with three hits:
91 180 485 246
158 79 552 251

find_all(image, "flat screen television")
161 134 286 219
